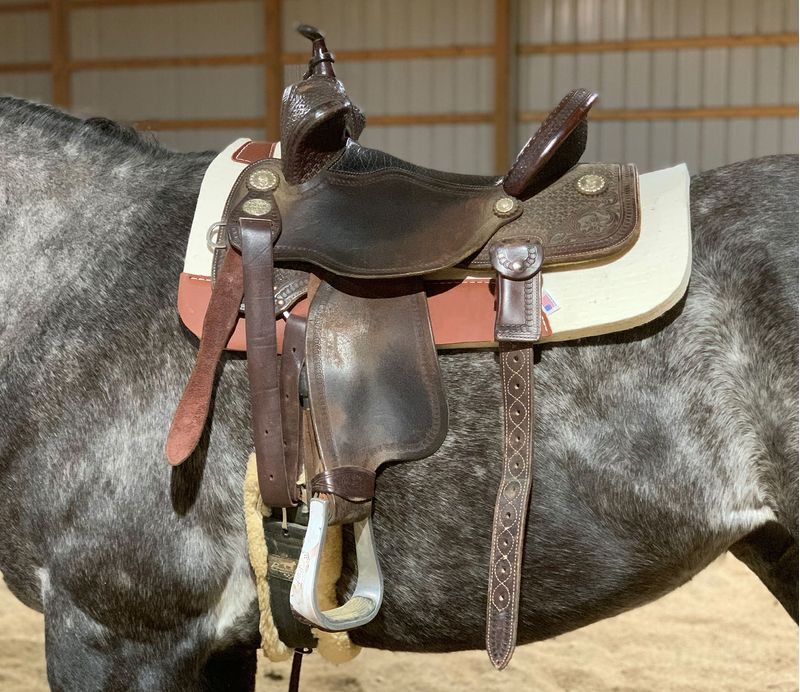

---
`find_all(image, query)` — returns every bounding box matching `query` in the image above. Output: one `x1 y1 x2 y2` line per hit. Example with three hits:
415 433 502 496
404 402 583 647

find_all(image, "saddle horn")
297 24 336 79
279 24 366 184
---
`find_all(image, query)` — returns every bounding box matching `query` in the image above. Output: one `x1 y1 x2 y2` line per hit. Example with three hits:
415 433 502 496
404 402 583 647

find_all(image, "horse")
0 96 796 691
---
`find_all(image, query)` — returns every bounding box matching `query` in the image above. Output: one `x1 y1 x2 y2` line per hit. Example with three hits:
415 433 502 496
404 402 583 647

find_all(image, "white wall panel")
0 74 52 103
282 0 493 51
651 0 677 164
727 118 755 162
781 118 798 153
0 4 51 104
1 0 795 173
700 118 728 170
72 66 264 120
650 121 677 170
154 126 262 152
0 11 49 64
360 124 493 174
70 2 262 59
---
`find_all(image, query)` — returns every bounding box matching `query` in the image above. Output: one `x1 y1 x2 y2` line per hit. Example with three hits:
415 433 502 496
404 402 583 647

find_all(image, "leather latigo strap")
486 343 536 670
166 247 244 465
241 217 299 507
485 238 542 669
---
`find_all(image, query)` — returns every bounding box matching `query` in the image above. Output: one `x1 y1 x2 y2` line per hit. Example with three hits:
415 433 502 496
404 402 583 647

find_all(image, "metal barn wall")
0 0 797 174
518 0 799 173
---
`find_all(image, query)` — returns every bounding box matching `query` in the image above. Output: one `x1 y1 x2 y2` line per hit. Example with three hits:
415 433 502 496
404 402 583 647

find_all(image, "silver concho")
248 168 280 192
576 173 606 195
242 198 272 216
493 197 519 217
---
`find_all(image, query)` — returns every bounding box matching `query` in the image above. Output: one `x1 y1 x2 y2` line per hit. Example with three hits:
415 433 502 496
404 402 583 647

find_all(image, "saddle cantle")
167 25 654 670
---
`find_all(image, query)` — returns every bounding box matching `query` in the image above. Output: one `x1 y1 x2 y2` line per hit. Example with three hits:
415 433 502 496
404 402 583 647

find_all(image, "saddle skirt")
179 138 691 351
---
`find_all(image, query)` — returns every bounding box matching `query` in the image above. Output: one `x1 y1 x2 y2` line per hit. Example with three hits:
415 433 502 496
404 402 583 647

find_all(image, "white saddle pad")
182 139 691 345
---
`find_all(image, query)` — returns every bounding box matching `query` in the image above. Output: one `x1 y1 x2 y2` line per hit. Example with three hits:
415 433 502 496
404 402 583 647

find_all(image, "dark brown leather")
166 248 243 466
225 152 518 279
223 158 637 282
310 467 376 502
279 312 308 504
305 278 448 490
503 88 597 201
233 140 276 164
280 76 365 185
241 217 297 507
486 343 535 670
212 244 307 316
471 162 640 269
491 240 544 343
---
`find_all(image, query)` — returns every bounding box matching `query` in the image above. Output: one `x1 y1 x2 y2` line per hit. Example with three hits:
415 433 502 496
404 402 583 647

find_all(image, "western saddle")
166 25 640 670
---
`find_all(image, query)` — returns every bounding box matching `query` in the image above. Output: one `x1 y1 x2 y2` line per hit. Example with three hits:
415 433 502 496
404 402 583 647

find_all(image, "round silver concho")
576 173 606 196
242 198 272 216
493 196 519 217
248 168 279 192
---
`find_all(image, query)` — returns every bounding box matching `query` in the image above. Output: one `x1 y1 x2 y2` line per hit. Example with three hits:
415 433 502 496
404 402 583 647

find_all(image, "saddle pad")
178 140 691 349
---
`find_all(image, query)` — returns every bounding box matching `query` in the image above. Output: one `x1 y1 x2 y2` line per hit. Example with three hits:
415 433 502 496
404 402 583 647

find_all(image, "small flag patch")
542 289 560 314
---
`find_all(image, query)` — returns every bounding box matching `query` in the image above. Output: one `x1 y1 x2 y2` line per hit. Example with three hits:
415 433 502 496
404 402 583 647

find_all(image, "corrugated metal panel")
154 126 263 152
0 0 796 172
72 66 264 120
285 0 493 171
0 8 50 102
70 3 262 60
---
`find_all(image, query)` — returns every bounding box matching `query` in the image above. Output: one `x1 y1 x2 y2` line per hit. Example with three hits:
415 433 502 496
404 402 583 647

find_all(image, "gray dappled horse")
0 97 797 690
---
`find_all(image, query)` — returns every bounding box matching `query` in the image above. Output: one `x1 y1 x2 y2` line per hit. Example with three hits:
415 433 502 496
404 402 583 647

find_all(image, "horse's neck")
0 99 211 347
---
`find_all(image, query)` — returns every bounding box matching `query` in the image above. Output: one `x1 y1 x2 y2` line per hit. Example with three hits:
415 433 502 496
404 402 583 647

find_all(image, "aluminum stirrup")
290 497 383 631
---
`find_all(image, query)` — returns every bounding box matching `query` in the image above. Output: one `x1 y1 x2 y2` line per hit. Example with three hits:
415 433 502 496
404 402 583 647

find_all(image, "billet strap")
241 217 298 507
486 343 535 669
485 239 541 669
166 248 244 465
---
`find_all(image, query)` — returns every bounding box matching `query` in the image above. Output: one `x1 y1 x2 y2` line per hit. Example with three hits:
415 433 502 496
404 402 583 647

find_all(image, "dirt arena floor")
0 555 796 691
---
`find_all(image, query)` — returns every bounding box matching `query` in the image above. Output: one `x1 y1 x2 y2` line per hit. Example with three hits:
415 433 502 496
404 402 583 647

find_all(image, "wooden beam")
264 0 282 140
132 105 798 132
67 47 495 73
282 44 493 65
69 54 262 71
132 113 494 131
49 0 70 108
0 62 50 74
519 32 798 55
0 2 48 13
68 0 241 8
493 0 513 174
519 105 799 121
368 112 493 126
134 117 264 130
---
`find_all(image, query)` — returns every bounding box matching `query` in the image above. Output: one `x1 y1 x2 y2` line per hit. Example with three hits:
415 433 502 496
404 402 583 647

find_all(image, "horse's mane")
0 96 202 158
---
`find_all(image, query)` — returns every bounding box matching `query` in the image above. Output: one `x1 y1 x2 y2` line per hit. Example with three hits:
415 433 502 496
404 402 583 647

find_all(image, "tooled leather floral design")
469 162 639 268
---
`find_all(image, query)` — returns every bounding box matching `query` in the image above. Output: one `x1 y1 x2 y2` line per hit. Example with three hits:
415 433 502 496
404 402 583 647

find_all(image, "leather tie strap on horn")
485 239 542 670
